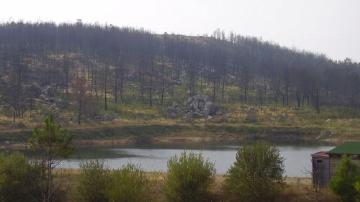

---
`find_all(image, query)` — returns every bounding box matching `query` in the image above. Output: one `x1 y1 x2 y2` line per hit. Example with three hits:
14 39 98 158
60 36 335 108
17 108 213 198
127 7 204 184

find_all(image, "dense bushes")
77 160 110 202
77 162 149 202
330 156 360 202
0 144 288 202
164 152 215 202
224 142 285 202
0 153 43 202
107 164 149 202
78 152 216 202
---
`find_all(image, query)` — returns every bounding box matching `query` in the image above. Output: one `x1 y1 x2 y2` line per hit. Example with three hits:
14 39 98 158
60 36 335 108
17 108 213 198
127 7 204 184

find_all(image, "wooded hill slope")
0 22 359 126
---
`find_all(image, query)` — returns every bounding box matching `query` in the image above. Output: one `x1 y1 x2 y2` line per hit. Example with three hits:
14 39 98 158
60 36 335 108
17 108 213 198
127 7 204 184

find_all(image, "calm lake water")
58 145 333 177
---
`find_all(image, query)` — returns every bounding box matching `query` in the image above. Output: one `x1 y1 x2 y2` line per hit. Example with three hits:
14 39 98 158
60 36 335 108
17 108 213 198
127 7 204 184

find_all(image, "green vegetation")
0 113 352 202
2 104 360 147
0 22 360 147
164 152 215 202
29 114 74 202
0 144 339 202
77 160 110 202
77 162 150 202
107 164 150 202
0 153 43 202
330 156 360 202
224 142 285 202
1 22 360 126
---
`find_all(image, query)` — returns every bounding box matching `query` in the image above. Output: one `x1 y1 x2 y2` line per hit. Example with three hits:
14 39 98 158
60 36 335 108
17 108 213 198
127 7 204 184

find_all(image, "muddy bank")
74 132 322 148
0 124 332 149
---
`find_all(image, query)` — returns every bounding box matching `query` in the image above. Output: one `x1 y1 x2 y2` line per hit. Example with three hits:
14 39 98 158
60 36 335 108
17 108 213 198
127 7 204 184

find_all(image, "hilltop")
0 22 359 146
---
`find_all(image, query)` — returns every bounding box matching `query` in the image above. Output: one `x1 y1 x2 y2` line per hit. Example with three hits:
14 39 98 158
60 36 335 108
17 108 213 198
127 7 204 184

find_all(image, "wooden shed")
312 142 360 187
312 151 330 187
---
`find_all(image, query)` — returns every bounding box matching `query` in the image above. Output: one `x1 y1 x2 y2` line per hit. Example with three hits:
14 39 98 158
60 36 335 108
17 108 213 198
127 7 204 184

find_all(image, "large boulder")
184 95 221 118
40 85 56 100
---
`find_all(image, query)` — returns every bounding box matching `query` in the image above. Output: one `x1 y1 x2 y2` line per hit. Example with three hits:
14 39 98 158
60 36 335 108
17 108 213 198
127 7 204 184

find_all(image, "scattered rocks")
39 85 68 110
40 85 56 100
184 95 222 118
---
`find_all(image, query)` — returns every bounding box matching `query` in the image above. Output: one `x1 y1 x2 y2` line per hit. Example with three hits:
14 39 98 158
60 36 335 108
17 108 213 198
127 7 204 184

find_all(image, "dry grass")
1 103 360 146
53 169 339 202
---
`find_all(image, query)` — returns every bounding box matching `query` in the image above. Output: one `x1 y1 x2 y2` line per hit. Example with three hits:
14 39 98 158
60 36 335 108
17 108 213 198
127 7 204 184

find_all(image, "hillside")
0 22 360 145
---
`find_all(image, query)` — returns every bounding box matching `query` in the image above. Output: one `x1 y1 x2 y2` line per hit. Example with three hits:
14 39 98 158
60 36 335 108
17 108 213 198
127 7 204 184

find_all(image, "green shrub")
164 152 215 202
0 153 43 202
330 156 360 202
355 181 360 198
29 114 74 202
77 160 110 202
107 164 149 202
224 142 285 202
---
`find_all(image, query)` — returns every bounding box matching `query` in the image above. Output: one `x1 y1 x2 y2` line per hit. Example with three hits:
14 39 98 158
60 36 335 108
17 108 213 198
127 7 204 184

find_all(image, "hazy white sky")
1 0 359 61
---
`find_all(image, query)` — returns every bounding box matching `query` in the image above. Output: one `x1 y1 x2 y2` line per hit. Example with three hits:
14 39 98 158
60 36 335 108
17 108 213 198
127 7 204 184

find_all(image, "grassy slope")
0 102 359 147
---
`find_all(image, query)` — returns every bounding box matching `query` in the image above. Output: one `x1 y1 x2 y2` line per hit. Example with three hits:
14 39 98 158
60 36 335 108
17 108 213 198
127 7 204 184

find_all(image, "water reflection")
59 145 333 177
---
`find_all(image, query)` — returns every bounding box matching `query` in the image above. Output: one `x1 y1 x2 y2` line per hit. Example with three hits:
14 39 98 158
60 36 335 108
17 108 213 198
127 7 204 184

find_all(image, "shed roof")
312 151 329 158
329 142 360 155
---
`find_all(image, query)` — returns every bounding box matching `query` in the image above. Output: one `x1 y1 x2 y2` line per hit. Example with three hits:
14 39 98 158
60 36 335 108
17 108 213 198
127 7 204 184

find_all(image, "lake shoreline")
56 145 332 177
0 123 337 150
0 132 332 150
